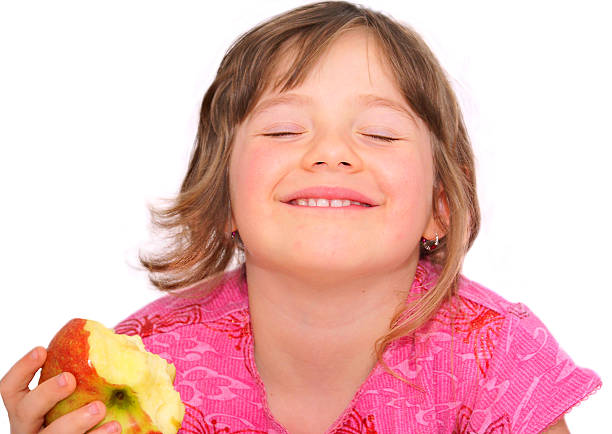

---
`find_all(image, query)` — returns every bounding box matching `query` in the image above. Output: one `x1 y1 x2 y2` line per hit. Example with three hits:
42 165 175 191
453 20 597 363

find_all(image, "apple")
39 318 185 434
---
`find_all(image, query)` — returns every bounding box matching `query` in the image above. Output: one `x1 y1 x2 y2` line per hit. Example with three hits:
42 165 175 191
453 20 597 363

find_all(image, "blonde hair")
140 1 480 383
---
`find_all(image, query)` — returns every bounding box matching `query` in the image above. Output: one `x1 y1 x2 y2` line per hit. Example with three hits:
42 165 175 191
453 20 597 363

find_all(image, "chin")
283 250 376 277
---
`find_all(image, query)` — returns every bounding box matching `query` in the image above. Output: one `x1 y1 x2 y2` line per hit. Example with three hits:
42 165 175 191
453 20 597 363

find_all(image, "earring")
421 233 439 251
231 229 245 249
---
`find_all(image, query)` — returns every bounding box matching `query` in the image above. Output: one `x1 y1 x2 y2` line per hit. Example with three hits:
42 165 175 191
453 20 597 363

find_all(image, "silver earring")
421 233 439 251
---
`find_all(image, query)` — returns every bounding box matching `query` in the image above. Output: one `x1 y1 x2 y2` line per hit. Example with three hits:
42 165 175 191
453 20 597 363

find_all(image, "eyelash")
365 134 398 142
263 132 398 142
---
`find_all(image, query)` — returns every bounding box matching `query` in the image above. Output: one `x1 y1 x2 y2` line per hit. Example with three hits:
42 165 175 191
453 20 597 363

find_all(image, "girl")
0 2 602 433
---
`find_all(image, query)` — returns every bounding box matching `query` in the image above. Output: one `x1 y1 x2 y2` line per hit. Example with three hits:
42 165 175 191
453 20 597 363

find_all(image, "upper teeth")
291 198 371 207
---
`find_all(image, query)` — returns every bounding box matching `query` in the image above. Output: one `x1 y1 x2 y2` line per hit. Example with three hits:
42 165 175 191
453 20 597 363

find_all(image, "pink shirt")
114 260 601 433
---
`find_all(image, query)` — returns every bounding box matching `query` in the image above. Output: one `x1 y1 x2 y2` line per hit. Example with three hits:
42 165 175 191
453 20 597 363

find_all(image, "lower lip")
282 202 375 210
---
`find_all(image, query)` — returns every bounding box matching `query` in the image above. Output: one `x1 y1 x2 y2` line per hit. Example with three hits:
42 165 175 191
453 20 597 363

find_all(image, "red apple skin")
39 318 163 434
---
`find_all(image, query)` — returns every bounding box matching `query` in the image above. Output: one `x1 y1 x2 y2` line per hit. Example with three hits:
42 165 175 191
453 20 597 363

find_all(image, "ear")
423 187 450 240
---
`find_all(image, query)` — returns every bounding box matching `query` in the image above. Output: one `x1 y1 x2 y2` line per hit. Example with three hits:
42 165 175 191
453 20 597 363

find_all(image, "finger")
6 372 76 434
0 346 46 407
19 371 76 423
41 400 108 434
89 421 122 434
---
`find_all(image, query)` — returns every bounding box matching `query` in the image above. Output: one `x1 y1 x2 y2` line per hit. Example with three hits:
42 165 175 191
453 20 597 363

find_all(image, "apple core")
40 318 185 434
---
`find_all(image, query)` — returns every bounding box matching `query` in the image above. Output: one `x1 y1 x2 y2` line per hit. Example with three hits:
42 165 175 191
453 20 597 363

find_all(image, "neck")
245 258 419 396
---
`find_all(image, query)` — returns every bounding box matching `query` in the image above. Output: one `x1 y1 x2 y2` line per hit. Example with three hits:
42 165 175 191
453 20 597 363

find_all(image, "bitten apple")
39 318 185 434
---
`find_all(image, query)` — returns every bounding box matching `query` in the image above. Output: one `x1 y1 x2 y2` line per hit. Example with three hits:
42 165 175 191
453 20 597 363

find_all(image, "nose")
300 131 364 172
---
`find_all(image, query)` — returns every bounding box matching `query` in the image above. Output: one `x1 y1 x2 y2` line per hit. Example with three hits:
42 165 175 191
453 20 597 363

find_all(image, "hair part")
139 1 480 385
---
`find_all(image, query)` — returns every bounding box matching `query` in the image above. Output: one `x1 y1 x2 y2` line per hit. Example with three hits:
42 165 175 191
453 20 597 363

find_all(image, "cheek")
233 147 266 193
382 151 433 240
230 142 290 221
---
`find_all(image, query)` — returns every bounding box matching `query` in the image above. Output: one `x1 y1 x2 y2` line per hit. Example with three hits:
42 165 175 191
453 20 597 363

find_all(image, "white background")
1 0 609 431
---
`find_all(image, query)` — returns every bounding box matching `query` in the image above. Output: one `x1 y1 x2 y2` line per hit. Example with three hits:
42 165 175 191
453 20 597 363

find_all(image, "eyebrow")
249 92 417 123
249 94 313 119
356 94 417 124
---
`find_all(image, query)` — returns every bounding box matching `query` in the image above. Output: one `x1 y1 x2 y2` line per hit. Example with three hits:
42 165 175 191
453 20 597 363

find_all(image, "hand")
0 346 121 434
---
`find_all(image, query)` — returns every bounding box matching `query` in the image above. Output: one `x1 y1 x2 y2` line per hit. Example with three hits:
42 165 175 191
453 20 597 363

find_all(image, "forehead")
278 28 397 91
250 28 406 114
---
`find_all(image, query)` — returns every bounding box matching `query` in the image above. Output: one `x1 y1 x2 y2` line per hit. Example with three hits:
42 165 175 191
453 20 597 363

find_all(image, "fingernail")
56 373 67 387
30 348 39 361
88 401 101 415
106 421 121 433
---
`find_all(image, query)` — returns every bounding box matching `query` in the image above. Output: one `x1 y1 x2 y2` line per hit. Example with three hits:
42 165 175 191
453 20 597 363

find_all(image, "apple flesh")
39 318 184 434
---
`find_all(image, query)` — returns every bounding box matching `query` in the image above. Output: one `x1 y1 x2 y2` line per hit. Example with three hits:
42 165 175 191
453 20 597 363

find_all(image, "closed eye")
263 132 302 137
263 132 398 142
364 134 399 142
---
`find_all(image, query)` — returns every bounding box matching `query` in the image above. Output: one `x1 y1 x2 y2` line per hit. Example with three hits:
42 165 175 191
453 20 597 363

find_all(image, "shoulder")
410 261 525 383
453 264 519 316
423 263 602 434
423 259 535 335
418 259 523 331
113 265 249 338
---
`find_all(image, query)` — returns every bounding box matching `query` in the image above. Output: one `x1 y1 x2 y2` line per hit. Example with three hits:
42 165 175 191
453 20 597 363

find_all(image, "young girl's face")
229 29 439 279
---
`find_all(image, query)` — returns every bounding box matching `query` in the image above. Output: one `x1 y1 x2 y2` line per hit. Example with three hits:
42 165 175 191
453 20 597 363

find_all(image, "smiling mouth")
286 198 373 208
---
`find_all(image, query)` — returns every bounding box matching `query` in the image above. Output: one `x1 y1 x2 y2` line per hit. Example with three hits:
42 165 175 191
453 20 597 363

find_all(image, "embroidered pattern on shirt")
507 303 530 319
202 308 254 376
453 404 511 434
115 303 205 337
335 408 378 434
180 403 267 434
432 297 505 376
